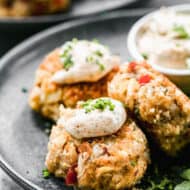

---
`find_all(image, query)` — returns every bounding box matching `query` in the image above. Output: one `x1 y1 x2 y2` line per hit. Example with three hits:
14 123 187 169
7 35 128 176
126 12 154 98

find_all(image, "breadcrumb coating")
46 118 150 190
108 61 190 156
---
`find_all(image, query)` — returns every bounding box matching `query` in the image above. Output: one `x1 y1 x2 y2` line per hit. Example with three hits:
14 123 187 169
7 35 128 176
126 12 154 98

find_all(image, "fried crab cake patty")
108 62 190 156
45 118 150 190
29 49 118 120
0 0 70 17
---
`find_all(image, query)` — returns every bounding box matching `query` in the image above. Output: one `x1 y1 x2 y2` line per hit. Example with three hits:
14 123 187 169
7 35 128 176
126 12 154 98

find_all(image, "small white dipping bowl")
127 4 190 94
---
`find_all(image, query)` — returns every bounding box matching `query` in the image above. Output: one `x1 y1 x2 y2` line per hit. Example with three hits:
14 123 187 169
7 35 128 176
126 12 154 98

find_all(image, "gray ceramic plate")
0 9 150 190
0 0 142 61
0 0 141 24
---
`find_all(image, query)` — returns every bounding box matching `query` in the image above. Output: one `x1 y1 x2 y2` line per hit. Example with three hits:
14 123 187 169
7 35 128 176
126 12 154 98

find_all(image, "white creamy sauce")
58 98 127 139
51 40 119 84
138 8 190 69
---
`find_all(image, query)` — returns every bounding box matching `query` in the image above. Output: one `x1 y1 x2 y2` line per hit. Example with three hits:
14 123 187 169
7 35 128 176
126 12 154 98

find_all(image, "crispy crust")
45 118 150 190
0 0 70 17
29 49 119 120
108 62 190 156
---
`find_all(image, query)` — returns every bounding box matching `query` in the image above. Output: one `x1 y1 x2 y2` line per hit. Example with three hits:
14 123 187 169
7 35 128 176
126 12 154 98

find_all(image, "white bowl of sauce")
127 4 190 93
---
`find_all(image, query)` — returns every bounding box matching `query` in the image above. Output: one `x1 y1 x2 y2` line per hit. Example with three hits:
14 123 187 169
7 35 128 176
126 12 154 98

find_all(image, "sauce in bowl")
137 8 190 70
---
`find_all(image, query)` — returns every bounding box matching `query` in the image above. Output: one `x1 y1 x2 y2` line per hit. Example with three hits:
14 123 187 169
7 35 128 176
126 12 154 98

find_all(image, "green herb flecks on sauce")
60 40 75 71
94 50 103 57
92 38 100 43
142 53 149 60
86 49 105 71
62 55 74 70
60 38 106 71
96 60 105 71
173 25 189 39
82 98 115 113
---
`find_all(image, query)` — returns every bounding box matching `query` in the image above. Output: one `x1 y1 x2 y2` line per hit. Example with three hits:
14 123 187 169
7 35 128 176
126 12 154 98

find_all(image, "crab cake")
0 0 70 17
29 39 119 120
108 61 190 156
45 98 150 190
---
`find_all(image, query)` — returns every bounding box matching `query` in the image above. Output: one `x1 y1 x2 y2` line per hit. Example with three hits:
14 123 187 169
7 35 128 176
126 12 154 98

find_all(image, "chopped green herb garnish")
94 50 103 57
99 63 105 71
175 181 190 190
72 38 78 43
42 168 50 179
86 55 94 63
147 177 172 190
93 39 99 43
96 60 105 71
180 169 190 180
63 55 74 71
60 41 75 70
142 53 149 60
60 39 106 71
82 98 115 113
86 50 105 71
60 44 72 58
130 160 137 167
21 87 28 93
173 25 189 39
81 99 93 113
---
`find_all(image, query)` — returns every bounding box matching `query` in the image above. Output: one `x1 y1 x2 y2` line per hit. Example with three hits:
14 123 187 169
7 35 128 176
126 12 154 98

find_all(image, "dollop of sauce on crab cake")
52 39 119 84
29 39 120 120
138 8 190 70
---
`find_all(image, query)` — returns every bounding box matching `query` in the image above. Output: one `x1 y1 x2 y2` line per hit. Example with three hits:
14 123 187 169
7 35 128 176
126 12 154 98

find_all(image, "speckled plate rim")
0 0 141 24
0 9 152 190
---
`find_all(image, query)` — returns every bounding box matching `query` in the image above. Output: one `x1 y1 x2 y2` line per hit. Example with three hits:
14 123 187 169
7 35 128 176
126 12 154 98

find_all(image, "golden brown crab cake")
29 39 120 120
0 0 70 17
108 61 190 156
45 98 150 190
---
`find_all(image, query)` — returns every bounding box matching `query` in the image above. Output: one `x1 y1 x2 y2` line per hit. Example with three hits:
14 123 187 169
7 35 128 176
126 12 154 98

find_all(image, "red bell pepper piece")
138 74 151 85
65 167 77 185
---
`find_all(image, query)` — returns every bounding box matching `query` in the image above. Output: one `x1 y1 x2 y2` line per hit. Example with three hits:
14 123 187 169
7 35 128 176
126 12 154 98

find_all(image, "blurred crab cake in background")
29 39 120 120
45 98 150 190
0 0 70 17
108 61 190 156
